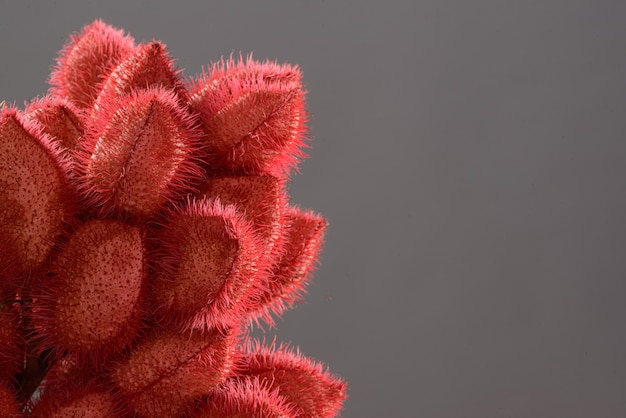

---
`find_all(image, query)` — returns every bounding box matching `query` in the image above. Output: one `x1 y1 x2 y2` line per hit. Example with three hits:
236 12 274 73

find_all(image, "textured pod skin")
49 19 135 108
192 378 295 418
0 384 20 417
150 199 266 330
30 380 124 418
26 96 85 154
188 57 308 176
0 108 74 272
32 219 146 358
238 343 347 418
0 298 23 384
112 328 235 418
79 87 203 218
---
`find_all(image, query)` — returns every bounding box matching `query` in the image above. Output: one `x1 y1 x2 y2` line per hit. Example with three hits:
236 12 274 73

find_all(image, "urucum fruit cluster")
0 20 346 417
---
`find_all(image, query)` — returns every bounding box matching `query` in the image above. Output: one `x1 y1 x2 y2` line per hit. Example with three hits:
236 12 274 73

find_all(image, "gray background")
2 1 626 417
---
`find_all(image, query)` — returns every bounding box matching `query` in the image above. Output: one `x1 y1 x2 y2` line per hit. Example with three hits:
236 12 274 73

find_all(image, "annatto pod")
25 96 85 156
192 377 295 418
49 19 136 109
0 296 24 384
150 198 267 330
188 57 308 176
237 342 347 418
30 379 124 418
32 219 146 360
251 206 327 325
111 327 236 417
79 87 203 219
196 175 287 264
0 384 20 417
0 107 74 273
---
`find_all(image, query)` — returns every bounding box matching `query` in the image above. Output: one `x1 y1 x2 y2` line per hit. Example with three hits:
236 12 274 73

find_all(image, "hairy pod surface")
30 380 122 418
0 108 74 272
26 96 85 154
49 19 136 108
80 87 203 218
0 299 23 383
0 384 20 417
112 328 235 417
151 199 265 330
33 219 146 357
188 58 307 176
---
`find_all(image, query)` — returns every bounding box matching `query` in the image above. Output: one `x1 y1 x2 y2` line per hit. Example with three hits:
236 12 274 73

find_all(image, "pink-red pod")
0 108 75 272
238 342 347 418
192 377 295 418
30 380 124 418
32 219 146 360
0 384 20 417
111 328 236 418
197 175 287 264
26 96 85 154
91 41 187 117
0 298 23 383
188 57 308 176
79 87 204 219
49 19 135 109
150 199 267 330
252 207 327 325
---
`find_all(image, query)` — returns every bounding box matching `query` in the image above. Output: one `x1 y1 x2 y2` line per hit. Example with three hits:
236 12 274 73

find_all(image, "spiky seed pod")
25 96 85 155
150 199 266 330
0 108 74 273
49 20 136 109
30 379 124 418
197 175 287 264
79 87 204 219
0 384 20 417
91 41 187 117
32 219 146 360
238 342 347 418
0 298 23 383
111 328 236 418
251 207 327 324
188 57 308 176
192 377 295 418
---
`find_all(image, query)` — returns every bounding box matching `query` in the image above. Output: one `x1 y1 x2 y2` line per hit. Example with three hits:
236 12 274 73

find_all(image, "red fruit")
92 41 187 117
193 377 295 417
188 57 308 176
0 108 74 272
26 96 85 154
0 298 23 383
112 328 235 418
238 342 347 418
79 87 203 218
0 384 20 417
32 219 146 359
150 199 266 330
252 207 327 324
49 19 135 108
197 175 287 263
30 380 123 418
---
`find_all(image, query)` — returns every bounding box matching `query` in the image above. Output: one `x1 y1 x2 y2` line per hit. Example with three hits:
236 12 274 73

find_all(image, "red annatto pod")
251 206 327 325
0 384 21 417
236 341 347 418
0 297 24 384
0 107 75 274
78 87 204 219
31 219 146 363
29 379 125 418
191 377 296 418
149 198 268 331
111 327 236 418
188 56 308 176
91 41 189 118
25 96 85 157
196 175 288 265
49 19 136 109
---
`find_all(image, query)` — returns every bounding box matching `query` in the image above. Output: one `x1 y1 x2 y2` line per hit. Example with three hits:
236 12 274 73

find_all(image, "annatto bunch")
0 20 346 417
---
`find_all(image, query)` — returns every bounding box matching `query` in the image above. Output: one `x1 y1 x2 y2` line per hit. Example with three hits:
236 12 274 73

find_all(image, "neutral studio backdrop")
2 1 626 417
